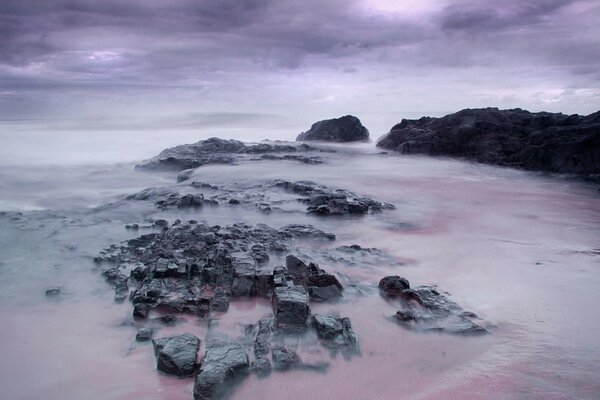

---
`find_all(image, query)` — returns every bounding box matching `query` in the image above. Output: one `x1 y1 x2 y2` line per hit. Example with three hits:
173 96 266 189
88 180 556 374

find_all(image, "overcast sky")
1 0 599 136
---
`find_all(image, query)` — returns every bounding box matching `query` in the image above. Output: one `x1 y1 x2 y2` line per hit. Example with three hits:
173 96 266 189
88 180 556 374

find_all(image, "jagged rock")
297 115 370 143
271 346 300 371
312 314 359 355
193 333 250 400
272 285 310 327
377 108 600 181
379 276 488 335
136 137 319 172
136 328 153 342
152 333 200 377
285 255 343 301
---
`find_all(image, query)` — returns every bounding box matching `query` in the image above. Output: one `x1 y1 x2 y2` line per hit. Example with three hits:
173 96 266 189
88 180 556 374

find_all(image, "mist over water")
0 131 599 400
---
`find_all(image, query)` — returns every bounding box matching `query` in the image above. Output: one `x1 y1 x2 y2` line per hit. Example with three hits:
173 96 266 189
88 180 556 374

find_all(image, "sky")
1 0 599 138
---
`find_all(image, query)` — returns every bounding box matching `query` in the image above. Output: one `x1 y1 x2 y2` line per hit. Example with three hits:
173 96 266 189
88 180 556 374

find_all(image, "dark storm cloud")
0 0 598 120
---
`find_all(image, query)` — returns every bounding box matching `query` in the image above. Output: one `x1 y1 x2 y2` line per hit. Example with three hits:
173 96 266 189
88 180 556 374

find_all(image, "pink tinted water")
0 151 599 400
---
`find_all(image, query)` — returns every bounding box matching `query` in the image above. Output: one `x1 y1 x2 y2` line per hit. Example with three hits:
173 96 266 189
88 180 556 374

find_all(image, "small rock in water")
45 287 61 297
136 328 153 342
378 275 410 298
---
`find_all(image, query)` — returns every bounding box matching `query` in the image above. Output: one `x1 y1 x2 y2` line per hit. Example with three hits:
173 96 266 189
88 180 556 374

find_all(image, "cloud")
0 0 598 123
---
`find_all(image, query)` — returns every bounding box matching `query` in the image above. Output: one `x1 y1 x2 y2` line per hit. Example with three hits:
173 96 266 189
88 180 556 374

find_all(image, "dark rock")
271 346 299 371
125 223 139 230
376 108 600 181
297 115 370 143
133 303 150 320
136 137 319 172
152 333 200 377
178 194 204 208
285 255 343 301
312 314 359 354
136 328 153 342
378 275 410 298
272 285 310 327
193 333 250 400
45 287 61 297
380 279 489 335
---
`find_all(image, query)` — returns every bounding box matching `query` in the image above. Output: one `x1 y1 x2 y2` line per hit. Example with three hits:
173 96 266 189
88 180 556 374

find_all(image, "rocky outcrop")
377 108 600 180
297 115 370 143
379 276 488 335
312 314 359 356
152 333 200 377
136 137 320 171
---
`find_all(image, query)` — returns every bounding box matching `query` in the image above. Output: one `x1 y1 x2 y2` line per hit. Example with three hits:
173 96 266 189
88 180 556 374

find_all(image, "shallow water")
0 142 598 400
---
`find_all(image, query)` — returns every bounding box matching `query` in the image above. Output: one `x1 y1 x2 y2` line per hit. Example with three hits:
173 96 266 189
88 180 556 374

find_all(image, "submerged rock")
297 115 370 143
193 333 250 400
379 276 488 335
271 346 300 371
45 287 61 297
377 108 600 181
152 333 200 377
136 328 153 342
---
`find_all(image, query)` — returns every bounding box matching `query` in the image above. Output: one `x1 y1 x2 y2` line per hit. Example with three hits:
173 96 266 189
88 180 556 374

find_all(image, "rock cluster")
377 108 600 181
379 276 488 335
297 115 370 142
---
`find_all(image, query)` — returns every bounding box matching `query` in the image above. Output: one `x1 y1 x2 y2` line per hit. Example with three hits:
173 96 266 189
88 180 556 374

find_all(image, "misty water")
0 131 599 400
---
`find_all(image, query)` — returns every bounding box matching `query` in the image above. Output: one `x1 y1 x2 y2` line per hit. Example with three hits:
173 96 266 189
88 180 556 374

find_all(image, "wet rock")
152 333 200 377
272 285 310 327
178 194 204 208
285 255 343 301
136 137 320 172
271 346 300 371
379 276 489 335
312 314 359 355
376 108 600 181
45 287 61 297
297 115 370 143
133 303 150 320
136 327 153 342
378 275 410 298
193 333 250 400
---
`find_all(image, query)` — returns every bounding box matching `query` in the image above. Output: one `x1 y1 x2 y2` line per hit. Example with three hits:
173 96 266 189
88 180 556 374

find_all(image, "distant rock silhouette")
297 115 369 142
377 108 600 181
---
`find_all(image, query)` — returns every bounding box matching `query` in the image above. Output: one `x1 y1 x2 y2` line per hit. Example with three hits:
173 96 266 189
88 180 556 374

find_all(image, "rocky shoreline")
92 134 491 399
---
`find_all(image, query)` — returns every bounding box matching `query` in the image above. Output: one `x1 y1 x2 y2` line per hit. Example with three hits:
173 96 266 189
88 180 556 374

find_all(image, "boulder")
297 115 370 143
378 275 410 298
377 108 600 181
152 333 200 377
193 333 250 400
